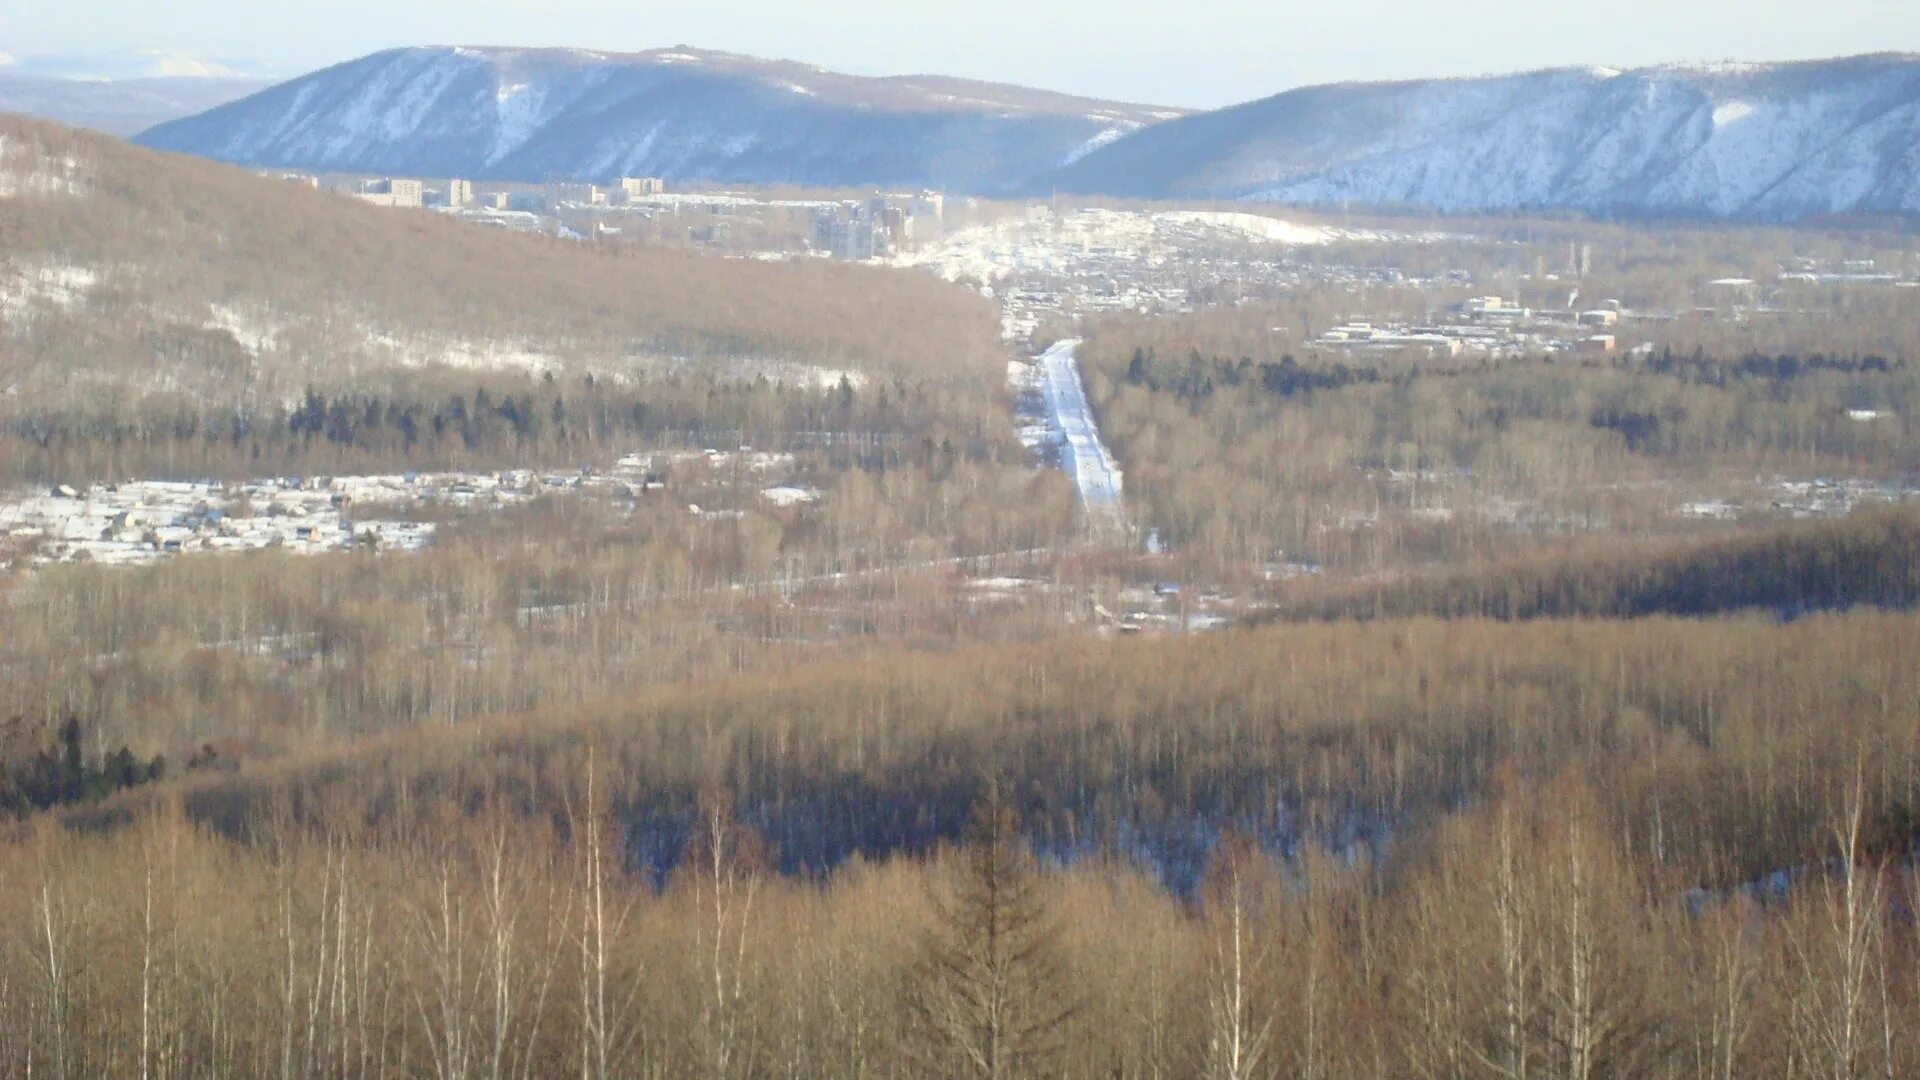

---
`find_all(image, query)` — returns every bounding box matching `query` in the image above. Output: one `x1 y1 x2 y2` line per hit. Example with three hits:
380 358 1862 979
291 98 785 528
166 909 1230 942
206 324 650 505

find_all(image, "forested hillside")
1272 504 1920 622
0 115 1004 412
10 607 1920 1077
1080 307 1919 577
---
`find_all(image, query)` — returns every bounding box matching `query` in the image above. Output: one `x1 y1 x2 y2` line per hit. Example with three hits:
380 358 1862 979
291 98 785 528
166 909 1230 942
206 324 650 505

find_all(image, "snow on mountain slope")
1 49 264 81
135 46 1180 194
1044 54 1920 222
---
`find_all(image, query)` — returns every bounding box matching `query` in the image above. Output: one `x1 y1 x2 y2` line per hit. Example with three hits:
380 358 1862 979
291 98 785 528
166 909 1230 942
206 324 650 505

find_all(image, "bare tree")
1786 780 1890 1080
690 788 764 1080
411 857 477 1080
570 751 638 1080
1199 831 1276 1080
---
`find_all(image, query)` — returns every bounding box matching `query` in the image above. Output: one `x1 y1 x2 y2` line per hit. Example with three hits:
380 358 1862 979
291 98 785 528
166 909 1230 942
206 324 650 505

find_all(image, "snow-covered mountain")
135 46 1181 193
1044 54 1920 222
0 49 265 81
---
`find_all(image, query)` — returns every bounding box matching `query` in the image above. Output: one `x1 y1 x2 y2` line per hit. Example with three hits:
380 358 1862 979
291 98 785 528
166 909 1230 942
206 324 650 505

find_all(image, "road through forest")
1036 339 1127 534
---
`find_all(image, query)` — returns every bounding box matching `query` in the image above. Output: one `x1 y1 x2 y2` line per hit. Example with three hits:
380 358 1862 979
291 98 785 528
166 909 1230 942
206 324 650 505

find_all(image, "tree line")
0 716 165 817
11 731 1920 1078
1267 504 1920 623
1124 347 1386 402
104 604 1920 897
0 364 1022 486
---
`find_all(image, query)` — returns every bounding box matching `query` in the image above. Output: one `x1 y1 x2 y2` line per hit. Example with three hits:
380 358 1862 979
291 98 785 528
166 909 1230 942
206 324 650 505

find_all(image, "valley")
3 25 1920 1079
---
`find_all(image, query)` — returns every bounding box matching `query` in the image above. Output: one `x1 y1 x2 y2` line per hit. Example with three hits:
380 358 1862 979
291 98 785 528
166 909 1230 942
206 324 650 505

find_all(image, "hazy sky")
3 0 1917 107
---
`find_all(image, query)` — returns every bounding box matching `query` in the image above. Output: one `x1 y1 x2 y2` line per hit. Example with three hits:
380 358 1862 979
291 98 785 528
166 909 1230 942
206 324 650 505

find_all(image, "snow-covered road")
1036 339 1127 532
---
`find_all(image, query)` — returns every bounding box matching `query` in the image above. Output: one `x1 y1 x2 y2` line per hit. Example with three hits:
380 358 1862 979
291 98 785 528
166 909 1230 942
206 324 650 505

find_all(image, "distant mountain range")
0 73 270 137
123 47 1920 222
0 48 271 81
135 46 1181 194
0 49 277 135
1044 53 1920 222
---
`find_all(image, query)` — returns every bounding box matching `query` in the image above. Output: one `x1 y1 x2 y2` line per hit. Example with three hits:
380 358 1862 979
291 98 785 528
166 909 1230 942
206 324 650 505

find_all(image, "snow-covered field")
894 206 1424 286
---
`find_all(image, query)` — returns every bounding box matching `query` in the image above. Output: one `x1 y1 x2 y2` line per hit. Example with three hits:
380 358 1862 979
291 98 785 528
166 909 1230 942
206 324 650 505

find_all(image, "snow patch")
1712 100 1756 127
1 264 96 318
760 485 819 508
207 304 281 355
431 343 559 375
361 326 559 375
1062 126 1127 166
0 135 84 199
492 80 550 163
1153 210 1341 246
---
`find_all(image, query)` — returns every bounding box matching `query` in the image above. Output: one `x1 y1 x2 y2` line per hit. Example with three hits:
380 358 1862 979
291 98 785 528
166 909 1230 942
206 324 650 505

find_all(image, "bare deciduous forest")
0 116 1004 411
1082 306 1918 577
5 105 1920 1078
9 606 1920 1077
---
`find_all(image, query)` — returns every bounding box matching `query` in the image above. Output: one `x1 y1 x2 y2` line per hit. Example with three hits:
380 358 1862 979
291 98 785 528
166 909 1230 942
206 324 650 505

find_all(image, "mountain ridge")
129 47 1920 220
135 45 1181 193
1042 52 1920 221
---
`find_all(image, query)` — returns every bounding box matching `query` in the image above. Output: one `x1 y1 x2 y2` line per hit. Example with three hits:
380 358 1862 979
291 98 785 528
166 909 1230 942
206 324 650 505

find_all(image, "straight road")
1036 339 1127 533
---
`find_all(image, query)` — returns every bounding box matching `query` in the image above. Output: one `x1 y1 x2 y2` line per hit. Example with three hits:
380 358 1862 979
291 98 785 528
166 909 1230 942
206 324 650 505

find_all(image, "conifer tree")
905 782 1079 1080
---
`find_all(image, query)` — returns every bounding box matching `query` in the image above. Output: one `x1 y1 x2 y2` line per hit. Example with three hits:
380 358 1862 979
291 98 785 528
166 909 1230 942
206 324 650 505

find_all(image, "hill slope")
1045 53 1920 222
0 114 1002 409
1266 506 1920 624
136 46 1180 193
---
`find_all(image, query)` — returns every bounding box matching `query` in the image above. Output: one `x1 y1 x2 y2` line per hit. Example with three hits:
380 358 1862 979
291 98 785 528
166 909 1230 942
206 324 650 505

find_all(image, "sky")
2 0 1917 108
